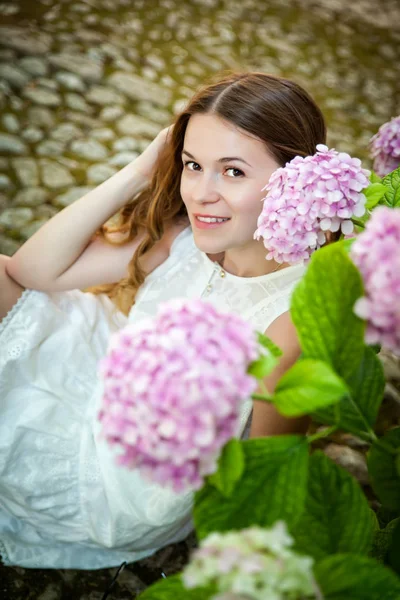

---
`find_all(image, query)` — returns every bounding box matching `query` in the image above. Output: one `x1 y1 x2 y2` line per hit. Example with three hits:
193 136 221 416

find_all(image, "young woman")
0 72 325 569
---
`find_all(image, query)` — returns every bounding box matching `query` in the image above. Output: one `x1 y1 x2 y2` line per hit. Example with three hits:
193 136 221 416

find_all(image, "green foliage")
207 438 245 498
387 519 400 575
314 554 400 599
293 451 377 560
381 167 400 208
371 518 400 564
368 428 400 510
194 436 309 539
138 574 214 599
364 182 388 209
248 332 283 378
312 345 385 439
291 242 365 382
272 359 348 417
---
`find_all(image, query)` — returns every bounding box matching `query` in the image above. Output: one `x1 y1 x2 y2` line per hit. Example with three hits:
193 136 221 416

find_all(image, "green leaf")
257 331 283 357
388 518 400 575
290 243 365 382
370 518 400 563
364 182 387 209
194 435 309 540
314 554 400 599
368 428 400 511
273 359 348 417
139 574 215 599
207 438 245 498
312 345 385 438
382 167 400 208
370 171 382 184
293 451 376 560
248 333 283 379
248 353 278 379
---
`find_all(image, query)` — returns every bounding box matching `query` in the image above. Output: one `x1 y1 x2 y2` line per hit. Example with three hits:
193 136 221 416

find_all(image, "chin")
192 232 227 254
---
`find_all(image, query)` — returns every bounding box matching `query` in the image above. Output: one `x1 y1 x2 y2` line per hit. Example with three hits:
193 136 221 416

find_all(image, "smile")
194 216 231 229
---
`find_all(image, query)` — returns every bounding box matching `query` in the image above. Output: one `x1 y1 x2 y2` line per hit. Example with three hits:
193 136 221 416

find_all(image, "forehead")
184 113 270 162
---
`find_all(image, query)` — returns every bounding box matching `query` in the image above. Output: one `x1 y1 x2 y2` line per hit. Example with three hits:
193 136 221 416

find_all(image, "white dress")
0 226 305 569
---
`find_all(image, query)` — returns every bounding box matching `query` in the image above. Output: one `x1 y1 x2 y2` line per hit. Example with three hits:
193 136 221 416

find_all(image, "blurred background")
0 0 399 598
0 0 399 257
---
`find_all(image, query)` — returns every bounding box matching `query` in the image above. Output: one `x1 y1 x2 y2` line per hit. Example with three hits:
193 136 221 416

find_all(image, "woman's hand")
131 126 173 183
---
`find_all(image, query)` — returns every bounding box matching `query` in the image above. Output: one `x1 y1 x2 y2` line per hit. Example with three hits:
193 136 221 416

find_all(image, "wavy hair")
86 71 327 315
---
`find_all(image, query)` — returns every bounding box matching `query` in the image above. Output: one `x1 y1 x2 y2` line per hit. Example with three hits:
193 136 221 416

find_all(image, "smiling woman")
0 71 325 569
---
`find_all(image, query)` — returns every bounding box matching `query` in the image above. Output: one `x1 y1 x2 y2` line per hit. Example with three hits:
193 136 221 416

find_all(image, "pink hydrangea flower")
370 115 400 177
351 206 400 355
254 145 370 264
98 299 259 492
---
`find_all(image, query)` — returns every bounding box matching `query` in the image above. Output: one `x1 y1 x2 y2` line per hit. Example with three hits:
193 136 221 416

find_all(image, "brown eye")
226 167 244 177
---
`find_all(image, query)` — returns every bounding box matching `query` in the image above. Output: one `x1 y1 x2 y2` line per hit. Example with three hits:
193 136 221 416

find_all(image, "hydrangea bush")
98 128 400 599
370 115 400 177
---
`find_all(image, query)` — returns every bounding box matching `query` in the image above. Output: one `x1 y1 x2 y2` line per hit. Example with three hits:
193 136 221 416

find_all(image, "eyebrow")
182 149 252 168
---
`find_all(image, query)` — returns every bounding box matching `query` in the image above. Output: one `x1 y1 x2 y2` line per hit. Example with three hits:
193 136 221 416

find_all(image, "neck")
212 242 289 278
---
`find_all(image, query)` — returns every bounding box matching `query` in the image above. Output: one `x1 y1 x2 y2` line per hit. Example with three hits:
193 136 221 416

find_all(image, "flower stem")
307 425 338 444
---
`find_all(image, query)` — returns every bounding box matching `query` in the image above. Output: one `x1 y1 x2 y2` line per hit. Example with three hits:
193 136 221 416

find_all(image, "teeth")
197 216 229 223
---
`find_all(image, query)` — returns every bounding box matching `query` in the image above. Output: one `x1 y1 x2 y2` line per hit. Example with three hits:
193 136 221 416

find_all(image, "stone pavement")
0 0 399 597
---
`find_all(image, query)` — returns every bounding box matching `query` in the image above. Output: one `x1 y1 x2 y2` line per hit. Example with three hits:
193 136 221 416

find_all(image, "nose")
191 172 221 205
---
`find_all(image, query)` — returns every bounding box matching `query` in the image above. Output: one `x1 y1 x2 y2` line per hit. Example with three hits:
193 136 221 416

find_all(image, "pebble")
65 93 91 112
0 63 31 89
107 71 172 105
22 127 45 143
40 159 76 189
36 140 66 157
0 26 52 55
20 218 51 240
113 137 138 152
70 139 108 161
90 128 116 142
0 174 13 191
0 207 34 229
53 186 94 208
109 151 139 167
100 106 124 122
116 114 160 138
50 123 83 144
55 71 86 92
0 133 28 155
28 106 55 129
23 86 62 107
19 57 49 77
1 113 19 134
87 163 117 184
48 53 104 81
86 85 126 106
14 187 50 207
12 158 40 187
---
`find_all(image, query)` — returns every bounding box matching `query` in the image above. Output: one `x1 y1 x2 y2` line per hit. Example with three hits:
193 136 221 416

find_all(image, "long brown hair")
86 71 326 315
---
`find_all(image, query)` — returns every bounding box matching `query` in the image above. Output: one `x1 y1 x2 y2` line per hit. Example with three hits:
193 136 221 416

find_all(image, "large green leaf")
207 438 245 498
139 574 215 599
370 518 400 563
382 167 400 208
364 182 387 209
273 359 348 417
290 243 365 382
368 428 400 510
194 436 309 540
293 451 376 560
388 518 400 575
312 344 385 438
314 554 400 600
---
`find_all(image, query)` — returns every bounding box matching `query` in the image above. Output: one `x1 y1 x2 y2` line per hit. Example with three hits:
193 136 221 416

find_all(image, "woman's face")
180 113 281 256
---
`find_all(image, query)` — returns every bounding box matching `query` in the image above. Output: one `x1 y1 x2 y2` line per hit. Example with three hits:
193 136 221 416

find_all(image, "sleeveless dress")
0 226 306 569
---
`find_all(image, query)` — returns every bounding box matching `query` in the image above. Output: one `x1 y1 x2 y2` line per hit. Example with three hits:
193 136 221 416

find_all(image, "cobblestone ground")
0 0 399 598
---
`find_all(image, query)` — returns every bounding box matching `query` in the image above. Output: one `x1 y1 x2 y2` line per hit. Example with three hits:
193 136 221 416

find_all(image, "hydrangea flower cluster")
182 521 320 600
350 206 400 356
254 144 370 264
98 298 259 492
370 115 400 177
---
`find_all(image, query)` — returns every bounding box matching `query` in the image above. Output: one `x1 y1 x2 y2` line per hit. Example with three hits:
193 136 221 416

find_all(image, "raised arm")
6 128 172 291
